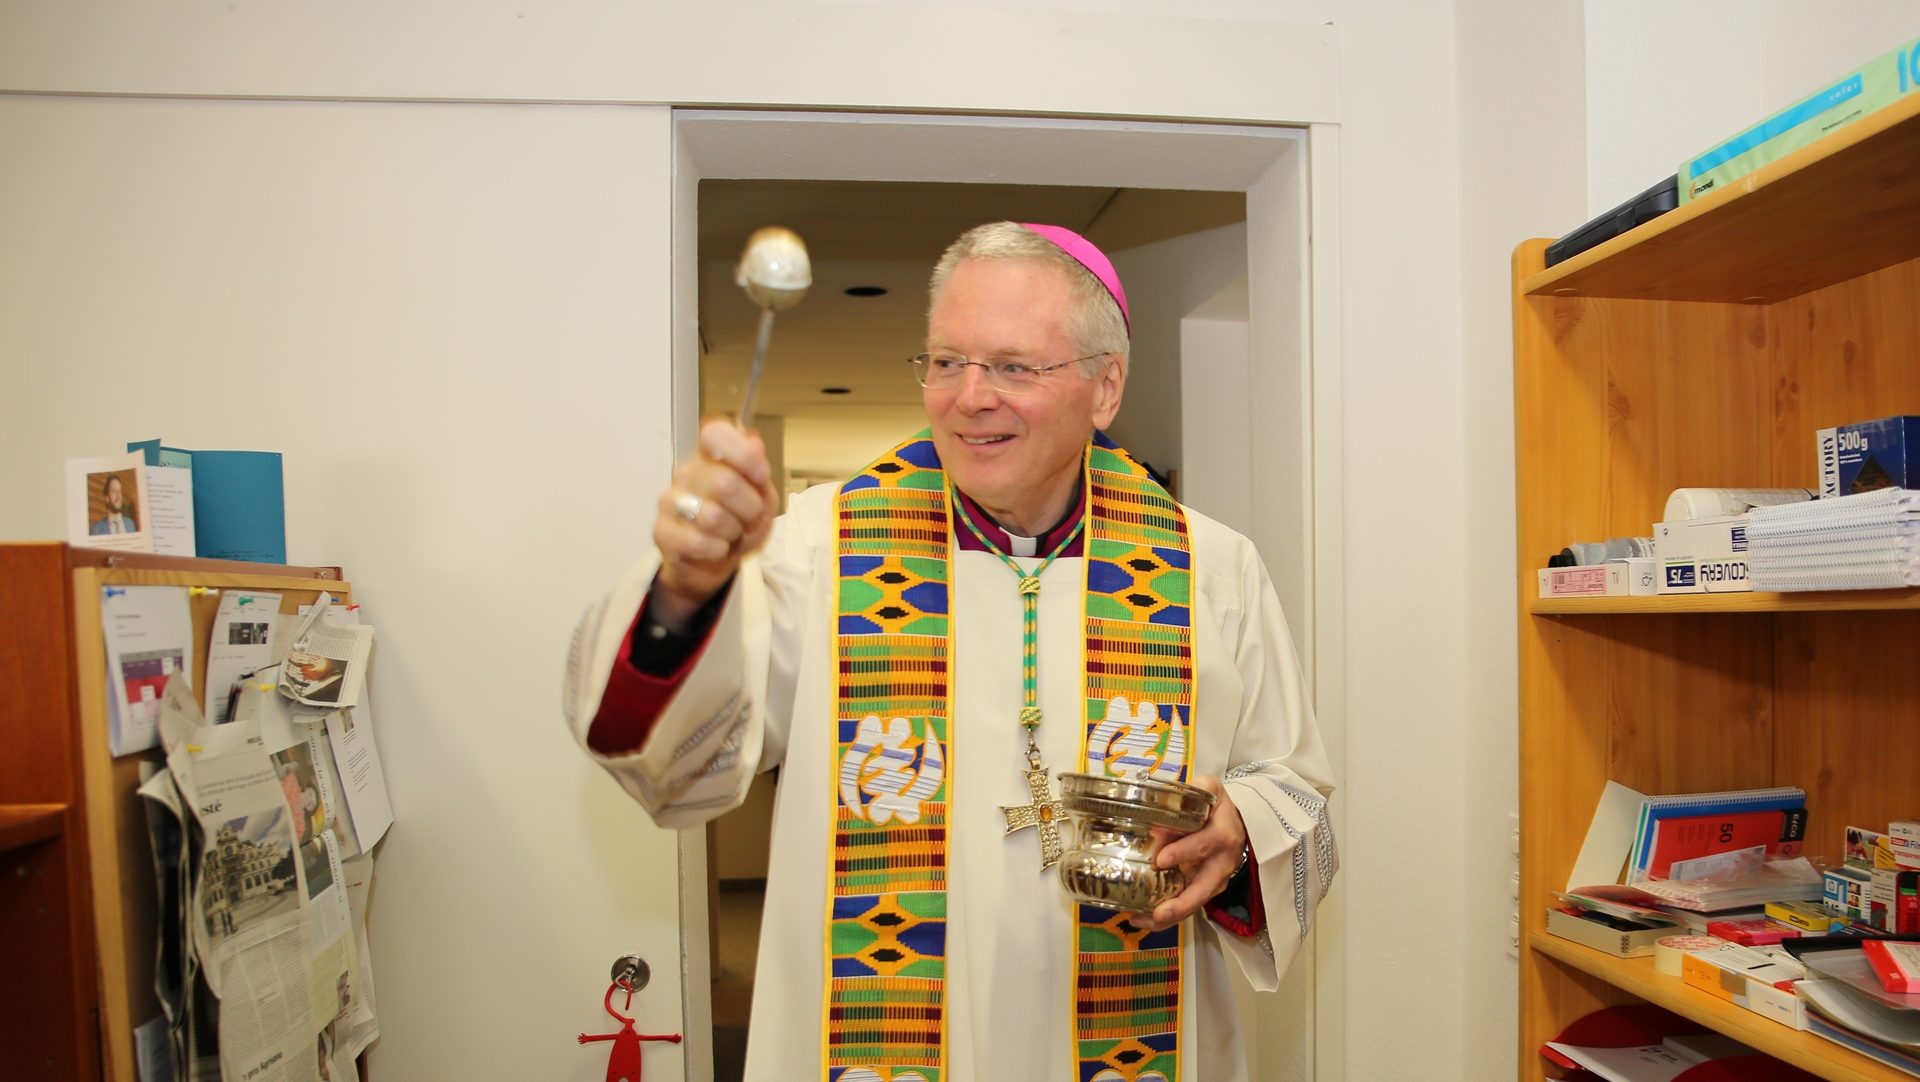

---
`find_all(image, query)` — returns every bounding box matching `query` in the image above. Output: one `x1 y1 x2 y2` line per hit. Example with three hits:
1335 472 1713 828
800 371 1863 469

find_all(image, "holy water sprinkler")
733 226 812 429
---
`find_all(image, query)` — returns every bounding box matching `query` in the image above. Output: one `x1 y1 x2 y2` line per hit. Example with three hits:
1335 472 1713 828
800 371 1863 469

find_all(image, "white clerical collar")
1005 532 1039 558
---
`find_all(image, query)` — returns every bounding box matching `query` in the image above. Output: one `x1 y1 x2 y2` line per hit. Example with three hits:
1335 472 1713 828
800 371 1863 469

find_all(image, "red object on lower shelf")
1541 1004 1821 1080
1545 1002 1707 1052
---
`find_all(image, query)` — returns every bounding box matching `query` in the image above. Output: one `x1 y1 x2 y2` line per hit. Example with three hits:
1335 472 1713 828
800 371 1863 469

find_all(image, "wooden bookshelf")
1513 92 1920 1079
1531 934 1905 1082
0 544 349 1082
0 803 67 852
1531 588 1920 615
1522 93 1920 304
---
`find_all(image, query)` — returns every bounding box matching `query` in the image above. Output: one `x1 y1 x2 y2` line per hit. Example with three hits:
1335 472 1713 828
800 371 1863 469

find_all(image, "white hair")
927 221 1129 365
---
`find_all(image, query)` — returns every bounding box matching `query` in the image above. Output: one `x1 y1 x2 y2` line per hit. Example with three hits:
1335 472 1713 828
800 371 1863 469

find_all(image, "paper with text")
104 585 196 755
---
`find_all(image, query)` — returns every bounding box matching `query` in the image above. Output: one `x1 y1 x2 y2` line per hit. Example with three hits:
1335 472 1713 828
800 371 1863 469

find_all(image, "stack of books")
1625 787 1812 904
1747 488 1920 591
1551 785 1823 955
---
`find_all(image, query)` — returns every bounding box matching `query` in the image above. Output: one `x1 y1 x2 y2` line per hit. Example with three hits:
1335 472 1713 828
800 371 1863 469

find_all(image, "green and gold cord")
950 482 1087 765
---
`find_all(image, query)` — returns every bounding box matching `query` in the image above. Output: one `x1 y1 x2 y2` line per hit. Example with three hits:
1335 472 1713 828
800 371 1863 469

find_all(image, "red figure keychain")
577 978 682 1082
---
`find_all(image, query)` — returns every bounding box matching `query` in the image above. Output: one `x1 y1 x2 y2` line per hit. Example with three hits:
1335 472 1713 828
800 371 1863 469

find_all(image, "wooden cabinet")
0 544 348 1081
1514 95 1920 1080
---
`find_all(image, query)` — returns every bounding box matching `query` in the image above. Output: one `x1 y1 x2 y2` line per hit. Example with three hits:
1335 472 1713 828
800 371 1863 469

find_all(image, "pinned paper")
325 706 392 850
102 585 196 755
277 595 373 709
205 591 282 723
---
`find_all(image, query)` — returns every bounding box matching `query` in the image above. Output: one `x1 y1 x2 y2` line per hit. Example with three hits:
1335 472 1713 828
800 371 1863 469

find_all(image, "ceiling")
694 179 1245 480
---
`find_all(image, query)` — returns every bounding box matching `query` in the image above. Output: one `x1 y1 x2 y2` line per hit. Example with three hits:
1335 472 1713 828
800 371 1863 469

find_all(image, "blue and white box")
1658 556 1752 595
1655 515 1750 560
1817 415 1920 497
1825 864 1872 919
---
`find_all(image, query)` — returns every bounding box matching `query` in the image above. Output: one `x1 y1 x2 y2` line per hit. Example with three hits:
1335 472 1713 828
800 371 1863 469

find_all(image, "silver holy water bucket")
1056 772 1216 914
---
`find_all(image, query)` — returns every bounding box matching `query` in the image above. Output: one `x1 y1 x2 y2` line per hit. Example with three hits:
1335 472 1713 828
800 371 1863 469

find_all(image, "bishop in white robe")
564 222 1336 1082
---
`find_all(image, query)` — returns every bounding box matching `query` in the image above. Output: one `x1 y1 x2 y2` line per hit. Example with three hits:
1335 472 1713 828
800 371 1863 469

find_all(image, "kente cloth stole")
827 430 1196 1082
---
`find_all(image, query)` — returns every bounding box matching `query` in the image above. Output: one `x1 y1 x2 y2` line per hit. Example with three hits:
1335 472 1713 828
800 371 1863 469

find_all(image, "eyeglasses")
908 351 1109 394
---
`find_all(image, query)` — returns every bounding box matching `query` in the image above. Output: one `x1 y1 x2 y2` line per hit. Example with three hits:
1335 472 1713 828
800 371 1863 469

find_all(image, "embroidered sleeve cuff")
583 591 717 755
1203 841 1267 939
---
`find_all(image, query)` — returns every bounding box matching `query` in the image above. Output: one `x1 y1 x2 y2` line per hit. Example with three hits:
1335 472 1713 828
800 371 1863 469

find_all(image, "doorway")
672 110 1344 1082
695 179 1249 1082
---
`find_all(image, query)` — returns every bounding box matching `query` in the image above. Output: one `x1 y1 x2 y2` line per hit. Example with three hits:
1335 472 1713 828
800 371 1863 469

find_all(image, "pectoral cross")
1001 764 1069 869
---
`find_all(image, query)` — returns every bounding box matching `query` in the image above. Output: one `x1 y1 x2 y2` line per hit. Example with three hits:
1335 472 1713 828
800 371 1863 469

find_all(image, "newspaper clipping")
139 608 382 1081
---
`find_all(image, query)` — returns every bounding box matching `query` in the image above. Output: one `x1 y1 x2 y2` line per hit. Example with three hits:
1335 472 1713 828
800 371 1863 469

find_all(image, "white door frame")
670 109 1346 1082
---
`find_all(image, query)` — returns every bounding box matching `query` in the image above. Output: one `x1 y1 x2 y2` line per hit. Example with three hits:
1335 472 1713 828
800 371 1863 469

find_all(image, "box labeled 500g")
1818 416 1920 497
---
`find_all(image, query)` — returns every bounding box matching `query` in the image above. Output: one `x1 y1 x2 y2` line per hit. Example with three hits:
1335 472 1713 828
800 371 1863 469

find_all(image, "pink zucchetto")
1019 222 1130 334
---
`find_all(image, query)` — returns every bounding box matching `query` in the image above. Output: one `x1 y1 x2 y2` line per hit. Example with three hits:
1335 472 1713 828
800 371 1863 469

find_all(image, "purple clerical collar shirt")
950 483 1086 559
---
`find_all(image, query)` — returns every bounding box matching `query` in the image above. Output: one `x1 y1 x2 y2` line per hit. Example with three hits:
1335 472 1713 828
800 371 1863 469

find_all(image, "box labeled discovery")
1658 556 1752 594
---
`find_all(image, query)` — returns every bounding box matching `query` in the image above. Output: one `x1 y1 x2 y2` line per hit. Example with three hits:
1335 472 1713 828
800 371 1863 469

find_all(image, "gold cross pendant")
1001 765 1069 869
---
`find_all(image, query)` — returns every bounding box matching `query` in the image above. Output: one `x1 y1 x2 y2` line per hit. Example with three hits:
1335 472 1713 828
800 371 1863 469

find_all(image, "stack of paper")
1631 857 1824 912
1794 945 1920 1074
1747 488 1920 591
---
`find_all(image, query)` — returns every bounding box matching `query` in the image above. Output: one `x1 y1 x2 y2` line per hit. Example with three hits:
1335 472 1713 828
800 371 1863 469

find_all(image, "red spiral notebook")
1626 787 1808 884
1643 807 1808 881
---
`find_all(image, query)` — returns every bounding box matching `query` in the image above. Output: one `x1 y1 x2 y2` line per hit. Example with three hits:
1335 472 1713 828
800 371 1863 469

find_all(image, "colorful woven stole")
828 431 1194 1082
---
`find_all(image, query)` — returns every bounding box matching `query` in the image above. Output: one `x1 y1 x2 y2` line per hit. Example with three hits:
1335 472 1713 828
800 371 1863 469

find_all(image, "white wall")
0 95 687 1079
1454 1 1589 1074
0 2 1339 123
10 4 1912 1081
0 7 1342 1082
1180 278 1253 538
1105 223 1251 492
1296 6 1474 1076
1584 0 1920 214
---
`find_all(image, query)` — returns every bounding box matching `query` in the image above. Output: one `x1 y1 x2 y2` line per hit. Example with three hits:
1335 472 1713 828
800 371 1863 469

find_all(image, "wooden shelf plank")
1521 94 1920 303
0 803 66 853
1530 588 1920 615
1531 933 1906 1082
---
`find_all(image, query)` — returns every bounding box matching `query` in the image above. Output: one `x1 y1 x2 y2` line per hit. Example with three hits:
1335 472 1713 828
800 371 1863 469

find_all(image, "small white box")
1744 979 1808 1031
1539 565 1609 598
1607 558 1660 596
1655 514 1750 559
1872 867 1901 929
1658 556 1753 594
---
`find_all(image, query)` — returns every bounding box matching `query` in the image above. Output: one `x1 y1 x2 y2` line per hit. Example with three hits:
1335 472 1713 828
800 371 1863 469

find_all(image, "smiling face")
923 258 1125 535
104 475 125 512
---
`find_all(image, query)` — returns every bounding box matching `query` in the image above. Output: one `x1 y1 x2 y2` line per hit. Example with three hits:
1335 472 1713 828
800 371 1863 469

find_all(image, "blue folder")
129 440 286 564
